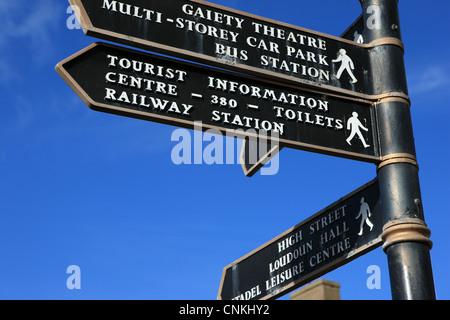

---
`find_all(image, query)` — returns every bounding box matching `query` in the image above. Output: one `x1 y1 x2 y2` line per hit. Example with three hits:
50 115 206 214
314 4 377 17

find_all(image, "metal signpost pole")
360 0 436 299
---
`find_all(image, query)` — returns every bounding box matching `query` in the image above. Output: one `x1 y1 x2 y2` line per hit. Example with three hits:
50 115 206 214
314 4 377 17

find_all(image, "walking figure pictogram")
346 112 370 148
353 31 364 44
356 197 374 236
332 49 358 84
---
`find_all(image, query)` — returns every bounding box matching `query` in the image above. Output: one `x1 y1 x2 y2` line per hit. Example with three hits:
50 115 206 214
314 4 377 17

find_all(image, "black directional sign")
70 0 379 99
56 43 381 163
218 179 382 300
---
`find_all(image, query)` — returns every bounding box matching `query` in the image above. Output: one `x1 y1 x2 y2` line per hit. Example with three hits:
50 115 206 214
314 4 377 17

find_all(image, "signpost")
56 42 380 163
57 0 436 300
68 0 406 101
218 179 382 300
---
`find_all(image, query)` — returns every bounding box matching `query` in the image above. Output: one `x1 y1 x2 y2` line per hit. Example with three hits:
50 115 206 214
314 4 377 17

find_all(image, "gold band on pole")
382 218 432 252
377 153 418 171
375 96 411 107
368 37 405 52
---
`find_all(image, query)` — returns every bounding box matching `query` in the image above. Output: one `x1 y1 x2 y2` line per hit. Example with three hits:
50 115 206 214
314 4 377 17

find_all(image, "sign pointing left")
56 42 381 163
218 179 382 300
68 0 388 100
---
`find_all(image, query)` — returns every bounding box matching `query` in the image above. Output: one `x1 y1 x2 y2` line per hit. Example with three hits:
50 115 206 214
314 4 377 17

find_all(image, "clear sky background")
0 0 449 300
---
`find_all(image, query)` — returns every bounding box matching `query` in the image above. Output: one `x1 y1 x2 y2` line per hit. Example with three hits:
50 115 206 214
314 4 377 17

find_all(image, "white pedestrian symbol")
332 49 358 84
353 31 364 44
356 197 374 236
346 112 370 148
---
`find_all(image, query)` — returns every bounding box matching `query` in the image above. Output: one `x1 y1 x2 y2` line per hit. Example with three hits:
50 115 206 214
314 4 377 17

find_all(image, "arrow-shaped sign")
218 179 382 300
56 42 381 163
69 0 404 101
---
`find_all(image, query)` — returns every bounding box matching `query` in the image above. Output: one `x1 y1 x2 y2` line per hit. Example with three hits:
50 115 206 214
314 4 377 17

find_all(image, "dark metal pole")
360 0 436 299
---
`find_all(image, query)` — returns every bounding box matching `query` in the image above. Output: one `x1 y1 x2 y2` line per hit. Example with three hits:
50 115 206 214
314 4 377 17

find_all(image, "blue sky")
0 0 449 300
